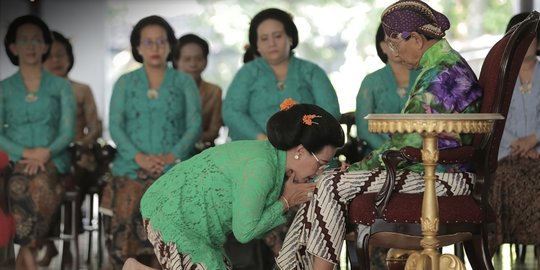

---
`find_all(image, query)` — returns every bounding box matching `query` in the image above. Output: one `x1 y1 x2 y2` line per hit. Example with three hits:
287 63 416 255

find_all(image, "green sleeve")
109 77 139 160
0 83 25 159
309 65 341 120
48 79 76 156
171 75 202 160
223 66 267 140
355 76 388 150
231 158 286 243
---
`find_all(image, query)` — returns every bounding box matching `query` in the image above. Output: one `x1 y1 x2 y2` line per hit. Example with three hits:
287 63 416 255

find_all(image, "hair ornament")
302 114 321 126
280 98 298 111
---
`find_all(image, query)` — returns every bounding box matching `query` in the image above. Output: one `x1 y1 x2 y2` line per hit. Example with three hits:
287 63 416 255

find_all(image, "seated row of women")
1 1 539 269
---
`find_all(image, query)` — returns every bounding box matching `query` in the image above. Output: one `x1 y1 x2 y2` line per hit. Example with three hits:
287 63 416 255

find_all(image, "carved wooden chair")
346 11 540 270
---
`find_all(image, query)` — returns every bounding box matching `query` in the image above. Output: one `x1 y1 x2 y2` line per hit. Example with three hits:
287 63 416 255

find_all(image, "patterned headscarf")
381 0 450 39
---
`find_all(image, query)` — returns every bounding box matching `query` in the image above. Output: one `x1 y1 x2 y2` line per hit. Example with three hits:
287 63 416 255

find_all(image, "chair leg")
518 244 526 262
454 242 464 261
346 240 360 270
86 192 93 264
463 233 494 270
97 194 103 266
355 226 371 270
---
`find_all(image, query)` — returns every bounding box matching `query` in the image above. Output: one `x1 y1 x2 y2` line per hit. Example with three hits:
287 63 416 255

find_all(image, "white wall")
42 0 107 119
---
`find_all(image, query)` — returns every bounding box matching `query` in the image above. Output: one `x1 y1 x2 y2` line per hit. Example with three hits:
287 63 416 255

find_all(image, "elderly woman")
222 8 341 141
276 1 483 269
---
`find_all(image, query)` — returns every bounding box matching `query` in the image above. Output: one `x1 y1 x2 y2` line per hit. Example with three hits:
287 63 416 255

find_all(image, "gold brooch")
147 89 159 99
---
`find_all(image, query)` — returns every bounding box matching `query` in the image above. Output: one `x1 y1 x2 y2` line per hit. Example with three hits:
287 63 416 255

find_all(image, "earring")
294 154 299 160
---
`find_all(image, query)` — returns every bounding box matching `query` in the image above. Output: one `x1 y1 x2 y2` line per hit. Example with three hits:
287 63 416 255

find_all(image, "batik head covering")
381 0 450 40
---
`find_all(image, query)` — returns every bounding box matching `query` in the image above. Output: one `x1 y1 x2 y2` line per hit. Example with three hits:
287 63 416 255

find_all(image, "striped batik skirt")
276 168 475 269
144 219 233 270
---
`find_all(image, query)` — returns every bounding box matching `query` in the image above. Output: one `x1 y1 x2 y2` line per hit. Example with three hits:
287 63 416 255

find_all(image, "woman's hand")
511 135 538 156
524 149 540 160
156 153 177 166
280 172 317 209
19 159 45 176
135 153 165 176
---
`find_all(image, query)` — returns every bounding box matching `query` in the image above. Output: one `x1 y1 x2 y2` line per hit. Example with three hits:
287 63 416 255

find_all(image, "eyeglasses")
140 38 168 48
311 152 329 171
386 38 404 52
385 32 411 53
16 39 44 47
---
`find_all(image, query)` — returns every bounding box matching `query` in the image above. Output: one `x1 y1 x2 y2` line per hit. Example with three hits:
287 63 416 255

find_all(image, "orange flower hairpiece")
280 98 298 111
302 114 321 126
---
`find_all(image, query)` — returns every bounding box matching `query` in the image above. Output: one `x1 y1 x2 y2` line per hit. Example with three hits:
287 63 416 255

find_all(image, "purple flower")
429 64 482 112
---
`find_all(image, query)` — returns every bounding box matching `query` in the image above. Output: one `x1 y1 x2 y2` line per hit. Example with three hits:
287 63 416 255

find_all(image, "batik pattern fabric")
276 168 475 269
100 171 159 269
223 55 341 140
277 39 482 269
488 157 540 253
144 219 232 270
71 80 101 148
140 141 287 270
8 162 64 246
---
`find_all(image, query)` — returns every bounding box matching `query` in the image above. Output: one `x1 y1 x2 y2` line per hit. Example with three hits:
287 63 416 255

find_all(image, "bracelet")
281 196 290 212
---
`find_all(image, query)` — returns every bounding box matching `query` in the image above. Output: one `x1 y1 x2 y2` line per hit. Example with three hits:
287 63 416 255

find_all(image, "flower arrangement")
280 98 298 111
302 114 321 125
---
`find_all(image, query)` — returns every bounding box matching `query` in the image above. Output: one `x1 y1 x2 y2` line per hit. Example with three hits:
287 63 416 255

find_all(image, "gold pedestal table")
365 113 504 270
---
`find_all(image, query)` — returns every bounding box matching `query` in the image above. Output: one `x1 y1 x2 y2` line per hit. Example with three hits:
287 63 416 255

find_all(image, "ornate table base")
367 114 503 270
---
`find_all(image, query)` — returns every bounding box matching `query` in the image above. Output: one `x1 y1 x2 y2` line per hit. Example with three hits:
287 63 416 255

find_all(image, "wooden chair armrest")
374 150 407 217
401 146 476 164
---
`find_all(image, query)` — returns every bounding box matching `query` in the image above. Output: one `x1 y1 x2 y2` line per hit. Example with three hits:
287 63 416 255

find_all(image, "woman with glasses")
277 1 483 269
101 15 202 269
122 100 344 270
0 15 75 270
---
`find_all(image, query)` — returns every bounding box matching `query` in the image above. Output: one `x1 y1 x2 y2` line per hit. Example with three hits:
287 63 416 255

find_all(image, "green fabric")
0 70 75 173
356 64 420 151
109 67 202 179
140 140 287 269
223 55 341 140
350 39 482 173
